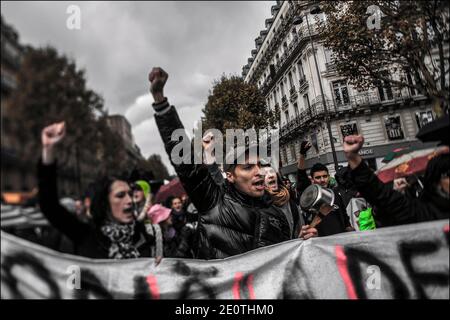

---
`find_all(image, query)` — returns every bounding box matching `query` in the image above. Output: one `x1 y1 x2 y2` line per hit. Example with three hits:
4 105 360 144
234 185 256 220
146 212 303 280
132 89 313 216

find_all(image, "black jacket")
38 161 155 259
350 160 449 225
296 168 352 236
154 101 293 259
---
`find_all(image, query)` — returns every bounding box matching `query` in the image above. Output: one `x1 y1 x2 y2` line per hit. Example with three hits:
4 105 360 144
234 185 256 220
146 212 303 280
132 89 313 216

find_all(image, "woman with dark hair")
38 122 156 259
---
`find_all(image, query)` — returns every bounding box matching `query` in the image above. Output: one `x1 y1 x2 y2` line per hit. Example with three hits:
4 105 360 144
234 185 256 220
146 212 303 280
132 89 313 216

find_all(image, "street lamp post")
293 7 339 171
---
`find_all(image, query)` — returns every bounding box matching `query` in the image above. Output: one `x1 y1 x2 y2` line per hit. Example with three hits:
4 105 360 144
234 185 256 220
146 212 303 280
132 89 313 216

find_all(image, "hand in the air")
42 122 66 149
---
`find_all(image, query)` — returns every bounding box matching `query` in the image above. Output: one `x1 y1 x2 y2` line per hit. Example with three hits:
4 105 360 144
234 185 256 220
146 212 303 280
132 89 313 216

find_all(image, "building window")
284 110 290 123
290 144 296 162
340 122 358 138
297 62 305 80
303 93 311 113
293 103 300 118
324 49 334 64
384 115 404 140
376 74 394 101
406 72 418 96
288 72 294 90
332 80 350 107
310 132 319 153
282 147 288 165
415 111 434 129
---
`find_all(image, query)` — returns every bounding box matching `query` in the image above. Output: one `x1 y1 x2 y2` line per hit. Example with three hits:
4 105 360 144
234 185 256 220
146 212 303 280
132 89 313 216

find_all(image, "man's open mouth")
253 180 265 190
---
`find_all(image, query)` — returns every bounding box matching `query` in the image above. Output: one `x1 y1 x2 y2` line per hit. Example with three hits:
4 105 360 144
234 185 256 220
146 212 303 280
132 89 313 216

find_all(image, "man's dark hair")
423 153 449 192
310 163 329 178
223 144 259 173
171 196 182 206
165 195 175 208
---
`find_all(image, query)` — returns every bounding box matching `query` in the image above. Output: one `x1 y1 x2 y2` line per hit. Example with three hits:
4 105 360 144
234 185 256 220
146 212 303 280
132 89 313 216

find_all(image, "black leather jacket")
350 161 449 225
154 100 293 259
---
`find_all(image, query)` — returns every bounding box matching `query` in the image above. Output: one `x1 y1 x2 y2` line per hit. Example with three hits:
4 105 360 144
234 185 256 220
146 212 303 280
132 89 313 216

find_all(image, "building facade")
106 114 144 167
243 1 438 181
1 16 30 193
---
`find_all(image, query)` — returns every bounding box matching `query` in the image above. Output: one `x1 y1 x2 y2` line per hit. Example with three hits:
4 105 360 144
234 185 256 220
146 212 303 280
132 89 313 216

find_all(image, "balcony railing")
298 78 308 92
325 61 337 73
278 90 426 139
289 87 297 101
1 71 18 92
1 42 22 70
281 95 288 107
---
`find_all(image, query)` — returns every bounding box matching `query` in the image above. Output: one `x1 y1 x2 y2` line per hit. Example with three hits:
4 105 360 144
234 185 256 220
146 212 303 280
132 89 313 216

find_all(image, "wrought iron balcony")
271 4 281 16
298 78 308 92
265 17 274 29
1 71 18 92
289 87 298 101
1 41 22 70
325 61 337 73
281 95 288 107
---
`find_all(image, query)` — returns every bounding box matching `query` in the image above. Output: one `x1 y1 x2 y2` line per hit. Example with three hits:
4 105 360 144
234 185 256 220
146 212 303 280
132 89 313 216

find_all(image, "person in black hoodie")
38 122 156 259
344 134 449 225
334 166 359 209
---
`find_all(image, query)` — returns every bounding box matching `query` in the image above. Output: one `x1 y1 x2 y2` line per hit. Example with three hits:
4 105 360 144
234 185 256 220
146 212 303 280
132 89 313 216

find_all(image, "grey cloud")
2 1 274 173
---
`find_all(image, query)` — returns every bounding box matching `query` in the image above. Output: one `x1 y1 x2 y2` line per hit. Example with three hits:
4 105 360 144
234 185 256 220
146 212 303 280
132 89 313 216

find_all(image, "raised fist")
343 135 364 154
42 122 66 148
202 131 216 165
393 178 409 193
300 141 312 156
148 67 168 101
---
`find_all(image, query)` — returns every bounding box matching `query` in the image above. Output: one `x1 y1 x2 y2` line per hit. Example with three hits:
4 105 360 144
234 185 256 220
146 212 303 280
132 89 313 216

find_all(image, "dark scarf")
101 220 140 259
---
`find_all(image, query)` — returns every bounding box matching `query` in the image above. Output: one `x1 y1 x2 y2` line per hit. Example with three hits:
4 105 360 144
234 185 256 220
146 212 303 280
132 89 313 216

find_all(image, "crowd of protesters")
1 66 448 262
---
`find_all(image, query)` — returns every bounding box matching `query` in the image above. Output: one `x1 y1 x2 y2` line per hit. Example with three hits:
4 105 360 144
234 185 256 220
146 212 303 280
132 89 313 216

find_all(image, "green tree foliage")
9 46 101 161
8 46 129 185
202 75 278 133
318 1 449 115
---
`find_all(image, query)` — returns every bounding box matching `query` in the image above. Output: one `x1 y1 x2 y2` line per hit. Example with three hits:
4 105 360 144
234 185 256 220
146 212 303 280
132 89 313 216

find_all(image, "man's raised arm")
148 67 221 212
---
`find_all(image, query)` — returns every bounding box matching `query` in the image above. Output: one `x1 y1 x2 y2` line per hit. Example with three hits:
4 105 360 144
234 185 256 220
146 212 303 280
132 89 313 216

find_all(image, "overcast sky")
2 1 274 174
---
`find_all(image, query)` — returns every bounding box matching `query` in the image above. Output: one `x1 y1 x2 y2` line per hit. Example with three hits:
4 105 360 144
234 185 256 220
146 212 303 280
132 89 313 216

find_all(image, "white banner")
1 220 448 299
